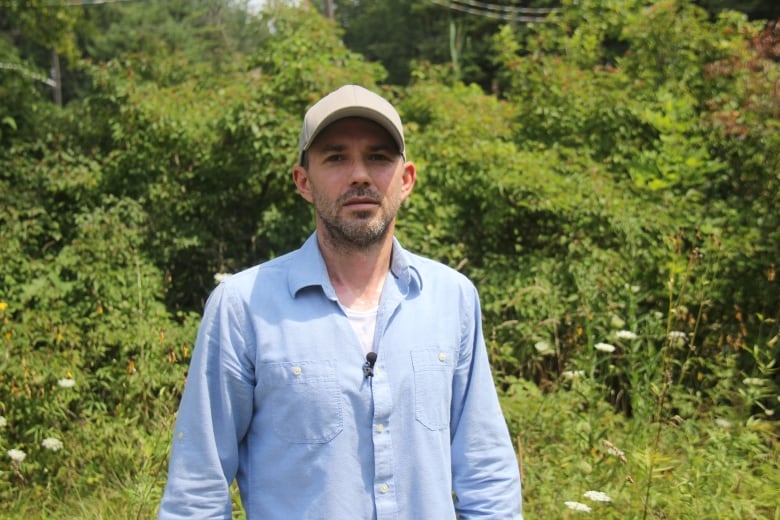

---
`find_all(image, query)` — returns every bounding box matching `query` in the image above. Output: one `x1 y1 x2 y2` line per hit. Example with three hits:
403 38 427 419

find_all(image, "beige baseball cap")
297 85 405 165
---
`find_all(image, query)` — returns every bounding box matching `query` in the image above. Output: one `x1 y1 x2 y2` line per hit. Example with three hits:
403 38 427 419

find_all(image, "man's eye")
325 154 345 162
369 154 391 162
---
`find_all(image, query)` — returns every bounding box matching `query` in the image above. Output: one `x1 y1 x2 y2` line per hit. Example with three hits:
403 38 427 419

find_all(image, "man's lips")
343 196 380 210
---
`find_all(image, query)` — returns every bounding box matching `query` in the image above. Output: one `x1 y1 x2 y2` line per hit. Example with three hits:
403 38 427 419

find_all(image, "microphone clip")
363 351 377 378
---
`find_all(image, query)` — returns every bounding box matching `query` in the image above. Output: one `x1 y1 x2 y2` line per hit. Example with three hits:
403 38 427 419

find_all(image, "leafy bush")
0 195 198 499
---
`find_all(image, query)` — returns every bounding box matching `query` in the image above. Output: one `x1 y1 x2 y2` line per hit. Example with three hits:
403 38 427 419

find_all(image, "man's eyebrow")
318 143 396 153
320 144 347 152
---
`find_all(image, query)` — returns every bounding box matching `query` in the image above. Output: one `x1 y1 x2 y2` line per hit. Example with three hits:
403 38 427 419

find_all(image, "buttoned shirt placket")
369 269 407 520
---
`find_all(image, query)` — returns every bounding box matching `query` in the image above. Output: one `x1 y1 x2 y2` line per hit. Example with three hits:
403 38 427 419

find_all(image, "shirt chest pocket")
411 348 455 431
259 360 343 443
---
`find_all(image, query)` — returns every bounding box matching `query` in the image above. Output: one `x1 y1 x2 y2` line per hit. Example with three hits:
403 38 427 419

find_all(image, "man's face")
293 117 416 250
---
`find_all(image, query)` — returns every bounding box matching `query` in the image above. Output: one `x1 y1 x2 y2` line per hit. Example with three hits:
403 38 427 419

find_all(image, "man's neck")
317 232 393 311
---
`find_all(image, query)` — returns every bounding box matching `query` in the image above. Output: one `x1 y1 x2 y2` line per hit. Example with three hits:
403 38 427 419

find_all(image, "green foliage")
81 0 267 67
0 194 198 500
5 0 82 61
0 43 56 148
487 0 778 402
500 378 779 518
249 2 387 106
333 0 458 85
1 0 779 515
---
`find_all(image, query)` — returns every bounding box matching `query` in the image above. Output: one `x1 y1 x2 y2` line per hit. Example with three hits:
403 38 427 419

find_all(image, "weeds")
497 230 779 519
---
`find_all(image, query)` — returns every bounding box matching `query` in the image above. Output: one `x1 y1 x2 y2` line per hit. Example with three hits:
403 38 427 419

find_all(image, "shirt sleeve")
450 285 524 519
158 283 256 519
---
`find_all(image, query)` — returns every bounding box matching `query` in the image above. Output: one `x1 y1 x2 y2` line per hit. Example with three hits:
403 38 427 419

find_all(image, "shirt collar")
288 232 422 299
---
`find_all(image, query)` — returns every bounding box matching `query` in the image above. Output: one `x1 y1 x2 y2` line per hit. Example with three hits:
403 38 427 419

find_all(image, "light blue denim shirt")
158 233 523 519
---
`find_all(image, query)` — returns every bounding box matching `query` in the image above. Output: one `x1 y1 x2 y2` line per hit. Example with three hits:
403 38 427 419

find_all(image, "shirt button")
292 366 302 376
379 483 389 494
376 423 385 433
438 352 447 362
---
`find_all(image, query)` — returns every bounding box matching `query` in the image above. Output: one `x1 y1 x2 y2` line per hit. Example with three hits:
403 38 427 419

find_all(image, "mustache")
337 187 382 204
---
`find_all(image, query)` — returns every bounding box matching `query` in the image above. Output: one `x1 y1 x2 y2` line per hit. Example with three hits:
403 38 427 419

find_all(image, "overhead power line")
429 0 557 22
0 62 57 87
444 0 555 15
63 0 139 5
30 0 141 6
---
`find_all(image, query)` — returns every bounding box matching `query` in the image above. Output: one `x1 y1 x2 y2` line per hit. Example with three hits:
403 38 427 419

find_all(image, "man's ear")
292 165 314 203
400 161 417 200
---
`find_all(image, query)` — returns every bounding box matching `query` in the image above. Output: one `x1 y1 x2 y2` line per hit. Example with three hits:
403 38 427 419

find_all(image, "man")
158 85 523 519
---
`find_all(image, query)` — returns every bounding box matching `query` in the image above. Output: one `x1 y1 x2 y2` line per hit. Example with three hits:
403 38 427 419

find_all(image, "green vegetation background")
1 0 778 518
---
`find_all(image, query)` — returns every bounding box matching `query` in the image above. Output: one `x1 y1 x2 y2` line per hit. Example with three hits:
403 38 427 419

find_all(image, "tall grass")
5 378 776 519
498 235 779 519
502 378 779 519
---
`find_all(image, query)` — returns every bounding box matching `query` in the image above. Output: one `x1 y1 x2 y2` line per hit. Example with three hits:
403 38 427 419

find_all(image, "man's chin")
330 224 388 248
348 209 375 219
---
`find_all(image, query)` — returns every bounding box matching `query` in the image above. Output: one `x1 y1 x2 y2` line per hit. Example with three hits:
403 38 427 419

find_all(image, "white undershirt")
340 304 379 355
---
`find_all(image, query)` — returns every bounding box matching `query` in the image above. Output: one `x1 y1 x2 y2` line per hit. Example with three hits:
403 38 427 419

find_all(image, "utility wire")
0 62 57 87
429 0 557 22
64 0 140 4
447 0 554 15
28 0 141 6
68 0 133 4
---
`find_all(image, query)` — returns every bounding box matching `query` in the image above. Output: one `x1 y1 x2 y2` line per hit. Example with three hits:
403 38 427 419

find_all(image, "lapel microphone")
363 351 377 378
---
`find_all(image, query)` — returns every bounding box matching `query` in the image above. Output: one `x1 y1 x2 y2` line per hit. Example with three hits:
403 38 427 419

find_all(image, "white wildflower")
583 490 612 502
562 370 585 380
715 418 733 429
214 272 232 284
0 416 6 428
630 285 641 293
594 342 616 353
534 341 553 355
565 501 592 512
41 437 64 452
615 330 638 340
57 378 76 388
7 449 26 463
764 409 774 417
743 377 765 386
668 331 687 346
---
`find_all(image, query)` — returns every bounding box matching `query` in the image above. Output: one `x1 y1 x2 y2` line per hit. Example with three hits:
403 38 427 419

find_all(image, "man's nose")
348 159 371 184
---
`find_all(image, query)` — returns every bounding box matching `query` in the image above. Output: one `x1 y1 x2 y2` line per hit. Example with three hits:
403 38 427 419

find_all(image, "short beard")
315 188 394 252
